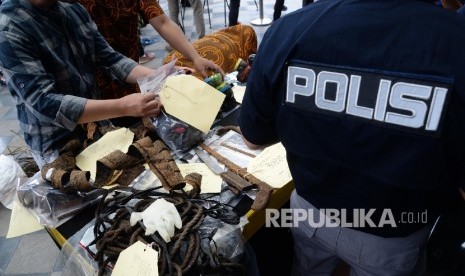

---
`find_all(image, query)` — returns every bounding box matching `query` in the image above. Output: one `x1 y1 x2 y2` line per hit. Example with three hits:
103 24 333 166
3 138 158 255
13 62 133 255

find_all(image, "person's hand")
119 93 162 118
192 57 225 78
130 198 182 242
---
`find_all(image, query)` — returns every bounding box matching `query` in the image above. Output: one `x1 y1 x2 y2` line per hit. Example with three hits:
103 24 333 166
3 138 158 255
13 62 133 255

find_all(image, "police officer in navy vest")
240 0 465 274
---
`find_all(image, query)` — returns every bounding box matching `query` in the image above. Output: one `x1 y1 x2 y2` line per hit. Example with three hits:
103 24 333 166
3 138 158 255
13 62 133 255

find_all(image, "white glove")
130 198 182 242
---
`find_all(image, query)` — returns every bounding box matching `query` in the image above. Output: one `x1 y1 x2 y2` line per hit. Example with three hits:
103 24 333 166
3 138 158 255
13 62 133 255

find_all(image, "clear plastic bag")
60 220 101 276
0 154 27 209
199 216 248 266
211 216 248 263
137 59 177 95
137 59 205 154
152 109 205 153
16 172 104 227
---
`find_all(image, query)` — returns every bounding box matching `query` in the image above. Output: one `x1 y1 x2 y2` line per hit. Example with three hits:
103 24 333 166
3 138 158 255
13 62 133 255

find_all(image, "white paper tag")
111 241 159 276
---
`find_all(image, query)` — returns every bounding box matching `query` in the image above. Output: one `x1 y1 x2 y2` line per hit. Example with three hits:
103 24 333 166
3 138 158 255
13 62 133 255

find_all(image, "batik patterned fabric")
79 0 164 99
164 24 257 78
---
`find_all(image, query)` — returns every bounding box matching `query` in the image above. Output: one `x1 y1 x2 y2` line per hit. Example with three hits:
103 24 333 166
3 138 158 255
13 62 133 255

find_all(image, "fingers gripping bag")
137 59 205 155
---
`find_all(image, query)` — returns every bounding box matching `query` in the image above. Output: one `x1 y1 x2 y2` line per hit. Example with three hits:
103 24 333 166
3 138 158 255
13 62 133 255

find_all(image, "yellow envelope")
160 75 226 133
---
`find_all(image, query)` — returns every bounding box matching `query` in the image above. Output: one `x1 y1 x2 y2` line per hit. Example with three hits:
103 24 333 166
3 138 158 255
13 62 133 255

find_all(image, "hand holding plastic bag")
130 198 182 242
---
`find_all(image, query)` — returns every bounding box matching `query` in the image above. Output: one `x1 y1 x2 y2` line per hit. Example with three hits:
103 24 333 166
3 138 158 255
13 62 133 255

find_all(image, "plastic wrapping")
137 59 177 95
138 59 205 154
199 216 248 267
67 213 123 275
61 245 101 276
212 216 248 263
129 168 163 191
69 209 248 276
0 154 27 209
56 187 249 275
152 109 205 153
16 172 104 228
60 220 101 276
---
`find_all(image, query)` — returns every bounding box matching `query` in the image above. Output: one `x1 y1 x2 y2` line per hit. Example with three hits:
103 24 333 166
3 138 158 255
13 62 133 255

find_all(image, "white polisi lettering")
286 66 448 131
425 87 448 131
385 83 431 129
373 79 391 122
347 75 373 119
315 71 348 112
286 67 315 103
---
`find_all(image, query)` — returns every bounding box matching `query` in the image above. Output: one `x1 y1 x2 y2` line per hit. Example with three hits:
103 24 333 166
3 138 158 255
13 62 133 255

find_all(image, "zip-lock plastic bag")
137 60 205 154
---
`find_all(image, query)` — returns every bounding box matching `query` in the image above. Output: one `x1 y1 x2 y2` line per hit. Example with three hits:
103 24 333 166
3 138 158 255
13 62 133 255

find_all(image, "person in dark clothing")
273 0 285 21
228 0 240 26
240 0 465 275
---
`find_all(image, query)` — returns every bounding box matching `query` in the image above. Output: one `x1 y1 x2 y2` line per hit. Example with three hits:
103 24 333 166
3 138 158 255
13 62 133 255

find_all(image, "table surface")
46 105 294 247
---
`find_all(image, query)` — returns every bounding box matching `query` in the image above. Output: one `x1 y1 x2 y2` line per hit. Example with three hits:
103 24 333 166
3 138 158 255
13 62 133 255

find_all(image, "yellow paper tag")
76 128 135 181
160 75 225 133
6 198 43 238
232 85 246 104
178 163 222 194
112 241 159 276
247 143 293 189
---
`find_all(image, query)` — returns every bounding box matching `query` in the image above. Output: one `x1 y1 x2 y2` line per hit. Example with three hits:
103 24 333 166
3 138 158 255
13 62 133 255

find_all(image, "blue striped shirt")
0 0 138 162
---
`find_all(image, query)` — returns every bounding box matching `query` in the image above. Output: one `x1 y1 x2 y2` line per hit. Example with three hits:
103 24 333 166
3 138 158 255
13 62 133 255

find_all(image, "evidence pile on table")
12 59 290 275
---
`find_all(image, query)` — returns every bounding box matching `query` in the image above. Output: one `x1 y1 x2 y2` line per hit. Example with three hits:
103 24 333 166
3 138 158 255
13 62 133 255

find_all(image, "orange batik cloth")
164 24 257 79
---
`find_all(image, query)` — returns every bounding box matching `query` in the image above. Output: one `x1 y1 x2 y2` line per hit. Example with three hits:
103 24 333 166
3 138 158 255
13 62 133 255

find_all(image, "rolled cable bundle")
90 186 245 276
